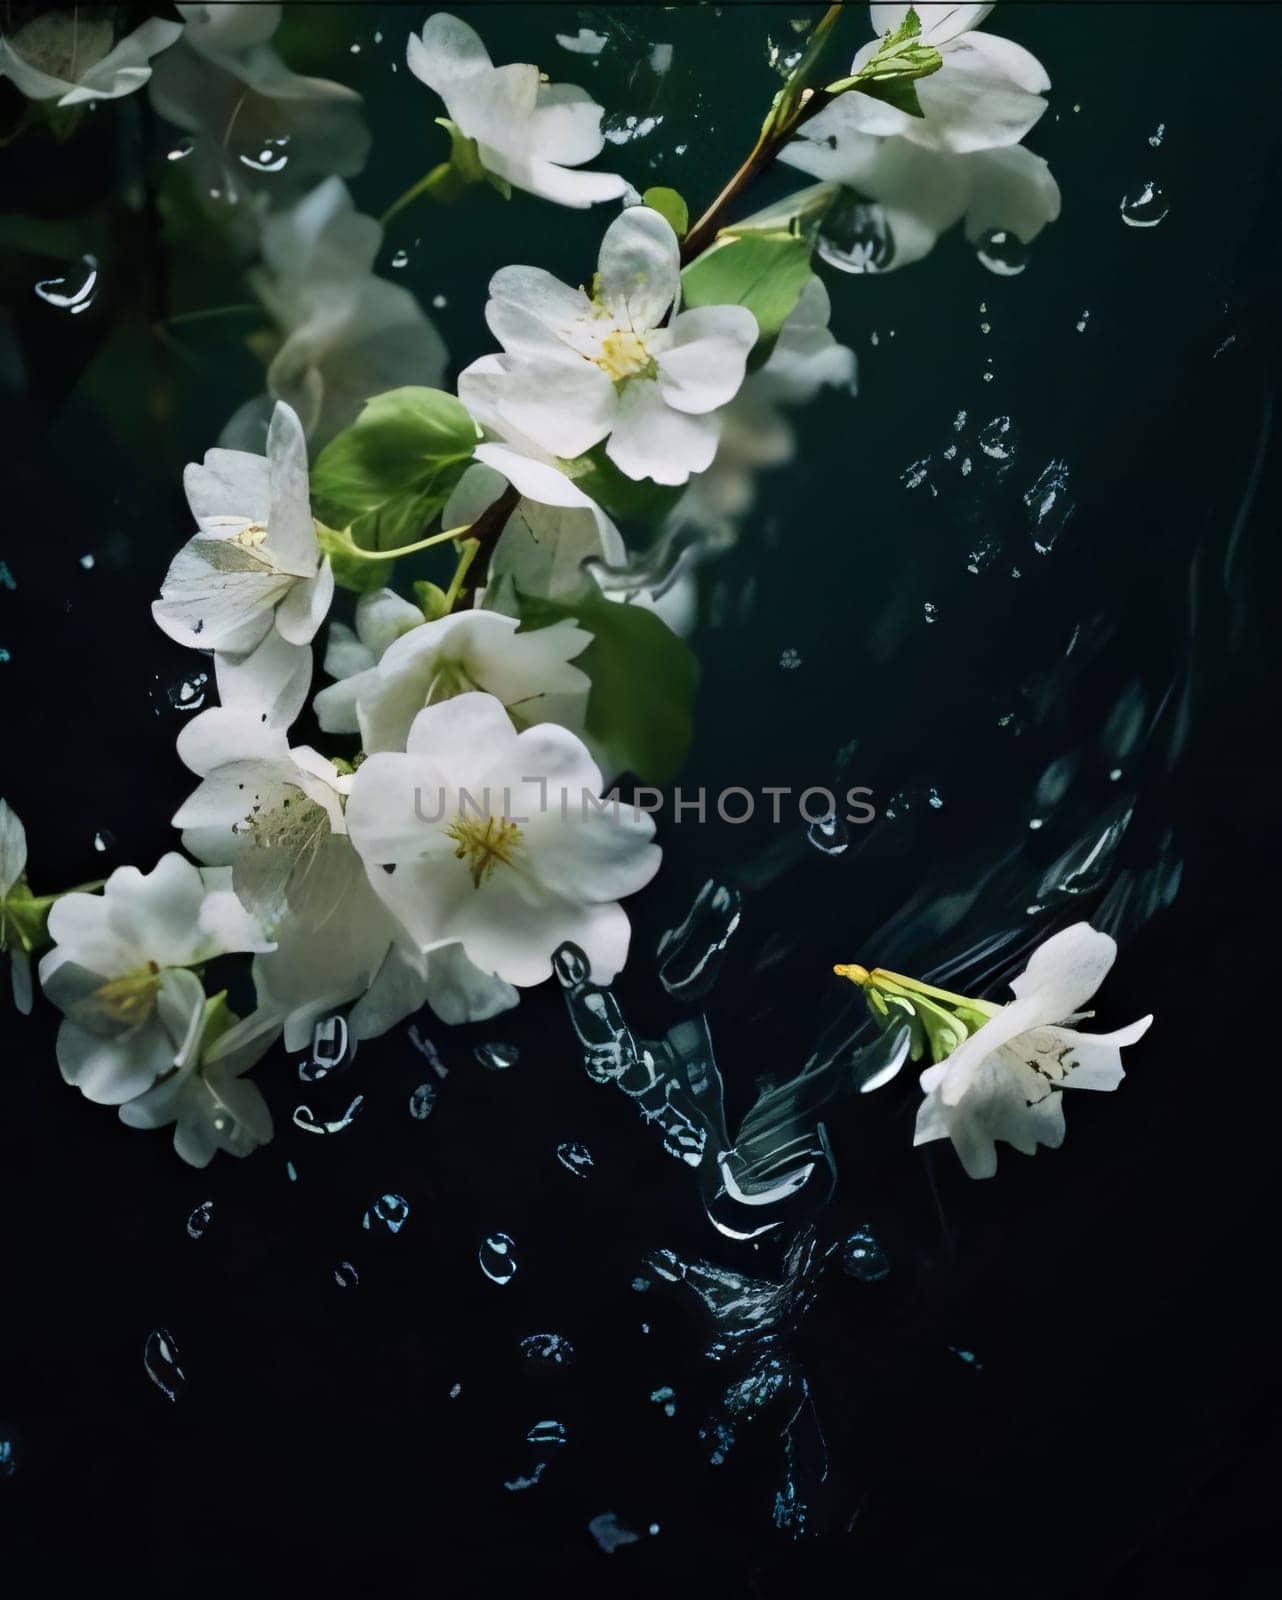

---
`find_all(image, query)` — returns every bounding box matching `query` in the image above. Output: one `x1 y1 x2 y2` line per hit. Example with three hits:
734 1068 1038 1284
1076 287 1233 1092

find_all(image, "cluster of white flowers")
2 7 1155 1185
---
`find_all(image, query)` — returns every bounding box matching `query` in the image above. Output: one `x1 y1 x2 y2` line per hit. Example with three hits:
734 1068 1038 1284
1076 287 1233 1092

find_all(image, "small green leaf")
558 444 686 528
642 185 689 238
825 4 941 114
311 386 478 559
680 230 814 352
517 581 698 784
853 74 926 117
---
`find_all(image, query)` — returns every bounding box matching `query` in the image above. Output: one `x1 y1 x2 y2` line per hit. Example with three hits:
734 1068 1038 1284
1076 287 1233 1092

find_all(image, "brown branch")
449 483 519 612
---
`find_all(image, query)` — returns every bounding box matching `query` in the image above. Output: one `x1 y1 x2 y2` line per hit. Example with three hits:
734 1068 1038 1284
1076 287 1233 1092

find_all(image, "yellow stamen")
833 963 871 986
94 962 162 1025
445 814 523 889
235 522 269 548
596 328 654 382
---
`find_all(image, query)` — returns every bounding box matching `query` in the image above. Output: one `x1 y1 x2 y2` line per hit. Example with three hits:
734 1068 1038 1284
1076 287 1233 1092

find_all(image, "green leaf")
853 75 926 117
311 386 478 558
825 3 942 114
680 230 814 352
558 444 686 528
517 581 698 784
642 185 689 238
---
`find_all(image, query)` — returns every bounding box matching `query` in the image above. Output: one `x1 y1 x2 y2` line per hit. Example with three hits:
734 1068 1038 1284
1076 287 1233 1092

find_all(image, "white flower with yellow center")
37 854 272 1108
153 401 334 656
344 691 660 988
405 11 628 209
458 205 759 486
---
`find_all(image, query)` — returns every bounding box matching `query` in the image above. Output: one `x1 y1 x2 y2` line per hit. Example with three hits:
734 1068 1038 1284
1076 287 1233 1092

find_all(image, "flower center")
235 522 270 549
93 962 162 1026
424 658 482 706
445 813 523 889
596 328 655 382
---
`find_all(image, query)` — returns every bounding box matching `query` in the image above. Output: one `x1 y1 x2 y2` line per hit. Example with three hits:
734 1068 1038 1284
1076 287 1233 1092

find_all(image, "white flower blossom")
0 798 34 1013
153 401 334 655
0 10 182 106
313 607 592 752
37 854 272 1108
319 586 427 697
840 4 1050 154
459 206 759 485
345 691 660 988
148 3 369 212
913 923 1153 1178
220 178 449 452
406 11 627 208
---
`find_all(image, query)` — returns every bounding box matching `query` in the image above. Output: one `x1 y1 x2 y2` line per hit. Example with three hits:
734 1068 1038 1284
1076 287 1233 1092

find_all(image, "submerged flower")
406 11 627 208
459 206 759 485
838 923 1153 1178
345 691 660 987
153 401 334 655
220 178 449 452
313 606 592 751
0 10 181 105
838 4 1050 154
37 854 271 1107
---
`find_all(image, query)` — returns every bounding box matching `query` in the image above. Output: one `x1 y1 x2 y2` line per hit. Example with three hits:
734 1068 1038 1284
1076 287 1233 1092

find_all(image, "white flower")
406 11 628 208
345 691 660 987
175 628 312 777
459 206 759 486
147 3 369 211
673 278 857 530
118 999 280 1168
37 854 272 1107
220 178 449 452
782 133 1060 273
153 401 334 655
316 585 427 714
313 606 593 752
913 923 1153 1179
0 11 182 105
839 4 1050 154
0 798 34 1013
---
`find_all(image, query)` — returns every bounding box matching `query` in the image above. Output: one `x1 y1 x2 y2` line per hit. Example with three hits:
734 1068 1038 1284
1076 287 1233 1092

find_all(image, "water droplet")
362 1193 409 1234
1148 122 1166 147
649 1384 677 1417
0 1433 16 1477
292 1095 365 1135
841 1224 889 1282
975 229 1029 275
503 1463 546 1491
949 1345 984 1370
185 1200 213 1240
238 137 290 173
167 138 194 161
449 1382 462 1398
1076 309 1091 333
479 1232 518 1284
817 193 894 274
35 254 99 314
408 1081 437 1120
1120 182 1168 228
520 1333 576 1368
657 878 742 1000
923 602 939 624
431 292 447 308
555 1140 593 1177
152 670 209 717
408 1024 446 1077
285 1160 298 1182
526 1419 567 1448
143 1328 186 1402
928 788 943 809
300 1013 351 1081
806 813 848 856
93 829 114 853
779 647 801 670
390 248 410 269
978 415 1013 461
473 1042 519 1070
589 1512 641 1553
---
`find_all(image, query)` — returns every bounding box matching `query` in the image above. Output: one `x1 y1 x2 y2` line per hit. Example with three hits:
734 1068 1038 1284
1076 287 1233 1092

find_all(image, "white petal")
487 266 595 356
482 146 629 209
962 145 1061 243
0 797 27 896
323 621 374 684
527 82 609 164
58 1018 174 1104
658 306 758 415
152 535 285 653
275 558 334 645
474 442 597 510
215 628 313 718
184 447 270 530
911 37 1049 153
1051 1015 1154 1091
452 884 633 988
1009 922 1117 1016
423 942 518 1026
265 401 318 573
176 707 291 778
598 206 681 332
11 949 33 1014
458 351 616 461
406 12 493 97
606 380 721 485
355 587 425 655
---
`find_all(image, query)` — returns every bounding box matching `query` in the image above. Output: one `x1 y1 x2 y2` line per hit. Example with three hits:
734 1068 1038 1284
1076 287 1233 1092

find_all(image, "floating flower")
345 691 660 987
220 178 449 452
153 401 334 655
37 854 272 1107
835 4 1050 154
405 11 628 208
836 923 1153 1178
0 10 182 106
313 606 592 752
459 206 759 485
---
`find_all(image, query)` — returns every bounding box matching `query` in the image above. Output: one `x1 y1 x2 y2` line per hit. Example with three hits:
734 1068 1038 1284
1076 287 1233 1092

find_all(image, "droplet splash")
657 878 742 1000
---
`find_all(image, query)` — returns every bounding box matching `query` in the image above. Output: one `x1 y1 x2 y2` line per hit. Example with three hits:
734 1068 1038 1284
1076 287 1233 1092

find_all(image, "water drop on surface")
334 1260 359 1288
555 1140 593 1177
479 1232 518 1284
185 1200 213 1240
408 1081 437 1120
35 254 99 314
238 137 290 173
1120 182 1168 227
520 1333 576 1368
143 1328 186 1402
93 829 113 853
1149 122 1166 147
362 1193 409 1234
526 1419 568 1449
817 193 895 274
807 813 848 856
841 1224 890 1282
390 248 410 269
473 1041 519 1070
975 229 1029 275
650 1384 677 1417
779 647 801 670
923 602 939 624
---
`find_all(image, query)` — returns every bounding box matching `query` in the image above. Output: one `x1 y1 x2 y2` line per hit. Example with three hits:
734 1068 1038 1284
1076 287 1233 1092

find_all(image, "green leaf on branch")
558 444 686 528
681 229 814 355
642 186 689 237
517 581 698 784
310 387 478 566
825 4 943 117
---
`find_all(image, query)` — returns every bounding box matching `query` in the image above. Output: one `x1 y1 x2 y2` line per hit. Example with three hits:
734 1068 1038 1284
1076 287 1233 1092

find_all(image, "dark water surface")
2 5 1281 1593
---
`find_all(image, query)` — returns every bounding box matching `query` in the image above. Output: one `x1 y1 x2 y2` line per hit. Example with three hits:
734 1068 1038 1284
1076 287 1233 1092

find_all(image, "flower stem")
341 523 474 562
